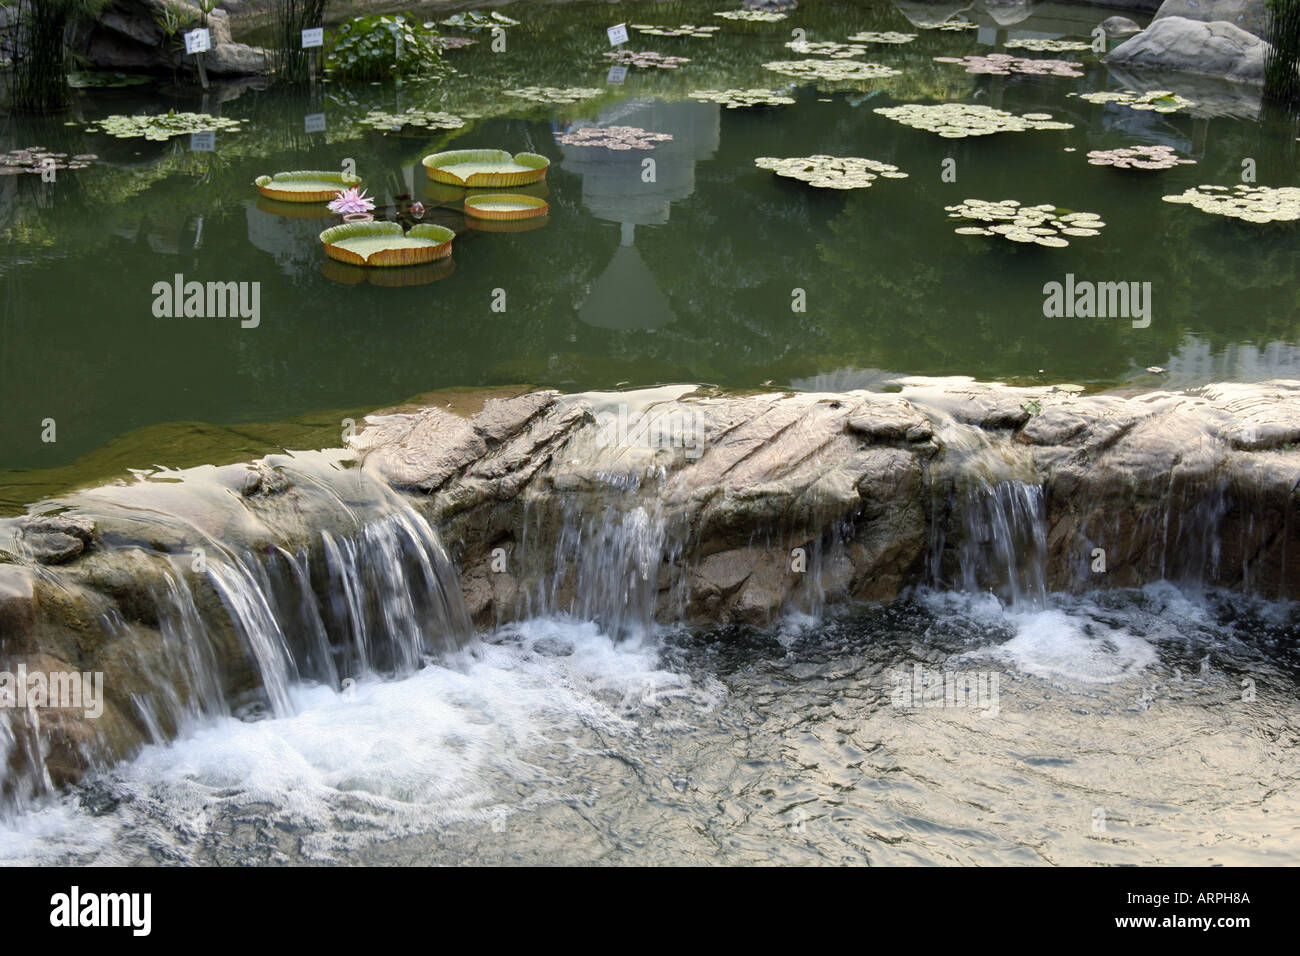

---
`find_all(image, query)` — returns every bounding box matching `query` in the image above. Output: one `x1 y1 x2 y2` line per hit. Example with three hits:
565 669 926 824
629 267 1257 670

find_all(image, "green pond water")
2 0 1299 509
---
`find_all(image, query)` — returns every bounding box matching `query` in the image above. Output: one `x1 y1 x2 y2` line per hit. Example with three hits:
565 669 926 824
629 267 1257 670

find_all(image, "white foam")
976 608 1159 684
0 617 721 865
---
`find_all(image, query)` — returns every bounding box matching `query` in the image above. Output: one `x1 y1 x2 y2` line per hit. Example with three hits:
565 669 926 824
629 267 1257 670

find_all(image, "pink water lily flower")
328 186 376 215
409 201 425 218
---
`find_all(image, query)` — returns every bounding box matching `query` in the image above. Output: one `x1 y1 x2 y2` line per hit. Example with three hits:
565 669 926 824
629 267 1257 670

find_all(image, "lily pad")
1086 144 1195 170
1161 184 1300 223
556 126 673 150
755 154 909 189
763 59 902 82
1004 38 1093 52
934 53 1083 77
85 111 243 141
713 9 788 21
504 86 603 104
362 109 465 133
254 170 362 203
630 24 721 38
873 103 1074 137
1070 90 1196 114
945 199 1108 246
847 31 916 44
319 220 455 267
463 192 550 221
422 149 550 187
688 88 796 109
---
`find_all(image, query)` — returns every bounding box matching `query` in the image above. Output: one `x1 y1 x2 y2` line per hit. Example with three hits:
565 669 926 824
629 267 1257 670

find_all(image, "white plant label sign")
189 131 215 152
607 23 629 46
184 28 211 55
304 113 326 133
301 27 324 49
606 65 628 84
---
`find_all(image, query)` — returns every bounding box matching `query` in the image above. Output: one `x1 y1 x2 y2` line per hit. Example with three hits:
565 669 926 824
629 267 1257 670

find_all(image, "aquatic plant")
85 111 245 141
755 155 909 189
362 109 466 133
763 60 902 81
327 187 376 215
504 86 604 104
713 9 788 22
873 103 1073 137
275 0 327 85
923 20 978 31
630 24 720 38
463 193 550 221
66 72 152 88
1161 184 1300 222
934 54 1084 77
1069 90 1196 113
0 147 95 175
1004 38 1094 53
847 31 917 44
556 126 674 150
603 50 692 69
1086 145 1196 170
319 220 456 267
423 149 550 187
946 199 1107 246
441 11 520 29
784 40 870 58
1264 0 1300 103
325 14 448 81
256 170 363 203
688 88 796 108
6 0 110 110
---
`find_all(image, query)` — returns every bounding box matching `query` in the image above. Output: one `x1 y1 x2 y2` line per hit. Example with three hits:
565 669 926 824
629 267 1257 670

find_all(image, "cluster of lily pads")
924 20 978 31
630 23 720 37
603 50 691 69
1071 90 1196 113
505 86 604 104
784 40 869 58
361 109 465 133
934 53 1083 77
688 88 796 108
0 147 95 175
1004 38 1094 53
713 9 787 21
946 200 1107 246
1161 184 1300 223
556 125 674 150
847 31 917 44
440 11 518 29
874 103 1073 138
763 59 902 81
85 111 243 141
755 155 909 190
1086 144 1195 170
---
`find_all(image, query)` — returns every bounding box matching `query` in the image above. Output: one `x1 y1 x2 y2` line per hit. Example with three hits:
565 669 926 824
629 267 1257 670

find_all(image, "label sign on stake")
301 27 324 49
304 113 326 133
184 28 211 55
606 65 628 84
189 131 215 152
607 22 629 46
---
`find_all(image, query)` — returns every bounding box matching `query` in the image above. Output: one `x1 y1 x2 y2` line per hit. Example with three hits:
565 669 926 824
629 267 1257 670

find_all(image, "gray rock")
1100 15 1144 37
1152 0 1270 39
1106 16 1270 84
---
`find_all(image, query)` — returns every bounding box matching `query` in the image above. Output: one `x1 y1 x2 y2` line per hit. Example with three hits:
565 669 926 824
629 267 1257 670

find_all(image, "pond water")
3 0 1299 507
2 588 1296 865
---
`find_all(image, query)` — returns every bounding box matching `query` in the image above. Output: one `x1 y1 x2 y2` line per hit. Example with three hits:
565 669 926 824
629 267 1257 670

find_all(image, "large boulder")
73 0 268 76
1106 16 1269 84
1152 0 1271 39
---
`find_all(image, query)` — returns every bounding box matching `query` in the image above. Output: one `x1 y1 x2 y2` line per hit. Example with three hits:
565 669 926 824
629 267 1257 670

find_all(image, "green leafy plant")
325 14 448 82
1265 0 1300 103
6 0 111 110
275 0 326 85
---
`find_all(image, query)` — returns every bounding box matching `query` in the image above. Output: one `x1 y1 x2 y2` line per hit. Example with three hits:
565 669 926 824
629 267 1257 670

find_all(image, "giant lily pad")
322 257 456 287
463 193 550 221
422 149 550 187
319 221 456 267
873 103 1074 137
255 170 362 203
755 155 909 189
946 199 1107 246
1161 185 1300 223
